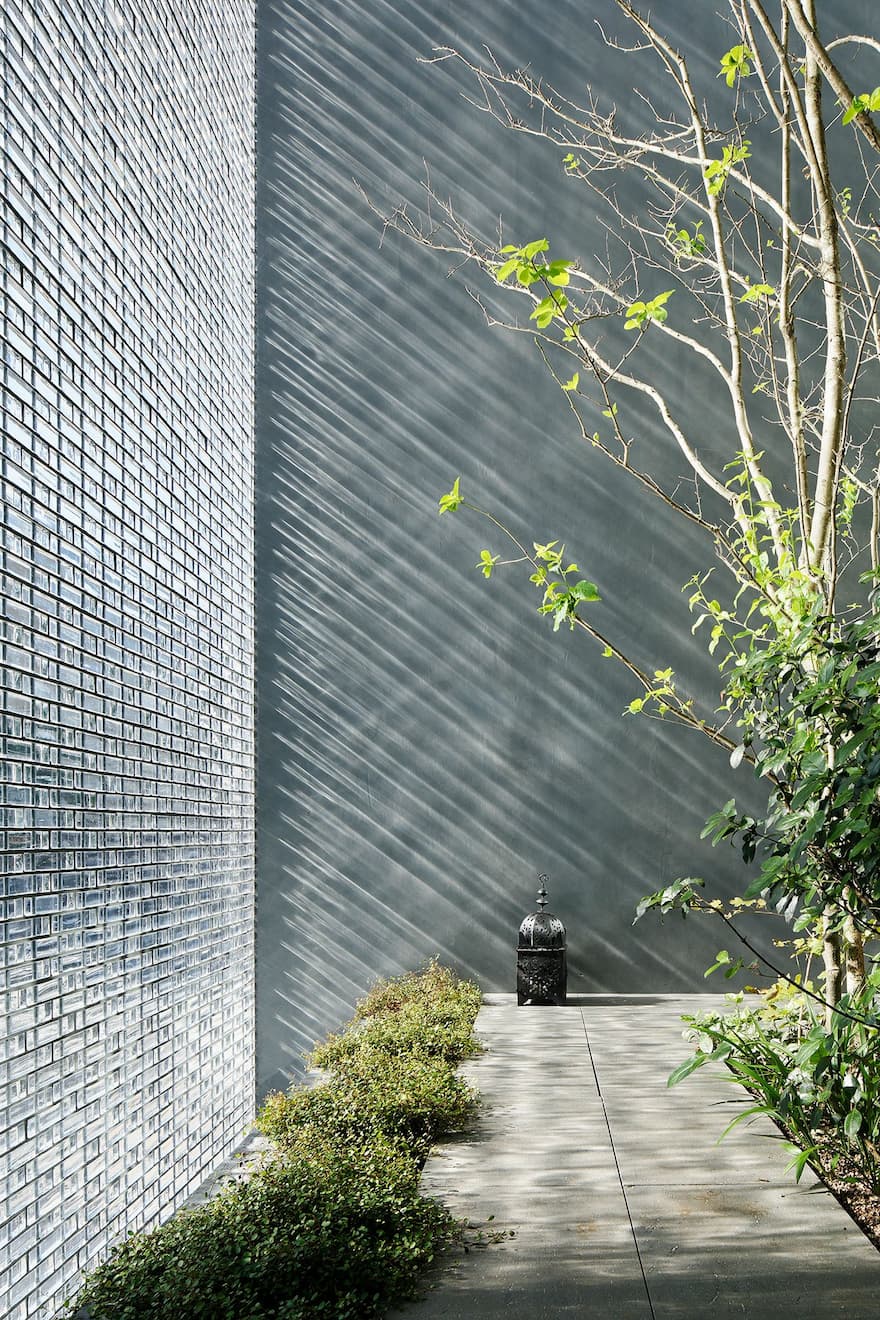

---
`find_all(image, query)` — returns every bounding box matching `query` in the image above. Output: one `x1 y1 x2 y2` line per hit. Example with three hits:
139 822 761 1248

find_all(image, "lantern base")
517 951 567 1006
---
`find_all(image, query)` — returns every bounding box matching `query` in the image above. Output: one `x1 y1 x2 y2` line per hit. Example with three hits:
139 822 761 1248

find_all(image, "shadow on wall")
255 0 781 1092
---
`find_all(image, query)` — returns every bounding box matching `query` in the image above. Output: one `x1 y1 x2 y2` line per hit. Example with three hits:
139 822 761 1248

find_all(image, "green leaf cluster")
495 241 572 289
476 548 501 578
530 540 600 630
696 595 880 932
704 948 746 980
438 476 463 515
627 666 680 718
64 963 482 1320
704 140 751 195
719 45 754 87
634 876 705 923
624 289 674 331
493 241 574 328
666 220 706 263
739 282 775 304
843 87 880 125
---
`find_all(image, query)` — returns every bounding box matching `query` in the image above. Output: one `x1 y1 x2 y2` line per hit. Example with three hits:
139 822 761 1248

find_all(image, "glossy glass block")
0 0 255 1314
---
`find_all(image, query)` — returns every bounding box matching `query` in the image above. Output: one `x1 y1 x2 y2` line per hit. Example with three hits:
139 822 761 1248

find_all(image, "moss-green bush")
352 960 482 1023
258 1046 476 1160
309 960 482 1076
311 992 481 1072
64 962 481 1319
69 1133 456 1320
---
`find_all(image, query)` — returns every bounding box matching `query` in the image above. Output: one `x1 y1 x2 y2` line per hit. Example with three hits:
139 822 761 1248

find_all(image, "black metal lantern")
517 875 567 1005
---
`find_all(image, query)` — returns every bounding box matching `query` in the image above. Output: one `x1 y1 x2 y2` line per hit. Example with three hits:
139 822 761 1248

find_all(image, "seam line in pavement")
579 1009 657 1320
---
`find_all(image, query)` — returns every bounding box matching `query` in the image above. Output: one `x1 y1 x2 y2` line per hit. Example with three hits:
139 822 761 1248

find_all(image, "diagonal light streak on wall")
253 0 811 1092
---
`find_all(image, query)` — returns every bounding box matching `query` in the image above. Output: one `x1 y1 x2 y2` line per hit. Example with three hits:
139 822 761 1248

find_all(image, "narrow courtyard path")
391 995 880 1319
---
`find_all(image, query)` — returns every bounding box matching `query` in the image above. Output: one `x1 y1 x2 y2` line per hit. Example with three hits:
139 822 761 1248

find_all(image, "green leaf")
843 89 880 125
704 949 730 978
739 283 775 304
784 1143 818 1183
521 238 550 260
628 698 645 714
704 141 751 195
624 290 674 330
546 259 572 286
719 44 754 87
561 371 579 391
533 540 559 560
844 1109 863 1140
667 220 706 261
570 580 600 602
718 1102 773 1140
438 477 462 515
667 1052 710 1086
530 291 568 327
475 549 500 579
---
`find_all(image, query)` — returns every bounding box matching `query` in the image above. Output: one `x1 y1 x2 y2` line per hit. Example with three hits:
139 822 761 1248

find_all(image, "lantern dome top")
518 876 566 949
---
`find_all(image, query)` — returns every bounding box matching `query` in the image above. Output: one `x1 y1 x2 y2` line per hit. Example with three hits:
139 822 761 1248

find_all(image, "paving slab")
391 995 880 1319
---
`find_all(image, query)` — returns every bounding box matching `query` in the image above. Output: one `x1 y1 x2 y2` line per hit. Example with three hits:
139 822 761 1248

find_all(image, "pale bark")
843 905 867 998
822 912 843 1028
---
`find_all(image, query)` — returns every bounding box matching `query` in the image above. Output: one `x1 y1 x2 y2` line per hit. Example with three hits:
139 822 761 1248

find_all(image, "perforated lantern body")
517 905 567 1006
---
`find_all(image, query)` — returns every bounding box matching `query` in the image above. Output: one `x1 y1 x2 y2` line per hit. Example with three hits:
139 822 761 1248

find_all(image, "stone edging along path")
389 995 880 1320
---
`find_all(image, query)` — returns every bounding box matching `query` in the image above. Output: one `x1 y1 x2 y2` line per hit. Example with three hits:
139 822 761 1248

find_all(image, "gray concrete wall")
255 0 872 1090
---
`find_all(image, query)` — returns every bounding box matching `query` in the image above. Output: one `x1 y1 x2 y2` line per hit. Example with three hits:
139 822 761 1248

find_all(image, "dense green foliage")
311 960 482 1070
258 1045 476 1163
65 962 481 1320
650 590 880 1190
676 973 880 1194
638 586 880 984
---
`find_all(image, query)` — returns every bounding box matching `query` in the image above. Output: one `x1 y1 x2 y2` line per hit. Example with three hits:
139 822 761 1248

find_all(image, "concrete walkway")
391 995 880 1319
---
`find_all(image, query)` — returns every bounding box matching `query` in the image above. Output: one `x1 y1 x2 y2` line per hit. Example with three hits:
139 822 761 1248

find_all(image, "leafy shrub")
64 962 481 1319
258 1047 476 1159
311 992 481 1071
352 959 482 1023
676 973 880 1191
69 1132 457 1320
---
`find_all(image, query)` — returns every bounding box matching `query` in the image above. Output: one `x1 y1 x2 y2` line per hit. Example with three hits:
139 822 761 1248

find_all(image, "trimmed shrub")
352 960 482 1023
64 962 481 1319
258 1047 476 1159
309 960 482 1074
69 1133 457 1320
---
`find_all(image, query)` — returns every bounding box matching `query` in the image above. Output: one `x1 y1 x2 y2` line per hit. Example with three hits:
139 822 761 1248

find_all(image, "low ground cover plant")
257 1045 475 1162
64 961 481 1319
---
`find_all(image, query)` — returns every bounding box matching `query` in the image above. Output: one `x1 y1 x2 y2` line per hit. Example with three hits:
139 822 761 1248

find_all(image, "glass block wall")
0 0 256 1315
